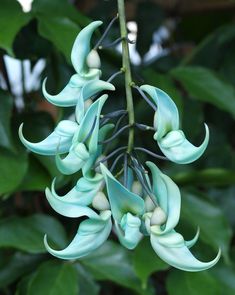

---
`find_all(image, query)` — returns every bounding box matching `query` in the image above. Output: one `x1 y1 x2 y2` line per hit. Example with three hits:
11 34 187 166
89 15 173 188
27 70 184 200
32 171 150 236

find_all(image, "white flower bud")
92 192 110 211
145 196 155 212
150 207 167 226
132 181 142 195
86 50 101 69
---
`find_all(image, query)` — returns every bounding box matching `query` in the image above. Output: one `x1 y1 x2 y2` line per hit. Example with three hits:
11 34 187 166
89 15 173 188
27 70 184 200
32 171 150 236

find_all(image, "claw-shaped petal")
56 143 89 175
115 213 142 249
100 163 145 223
19 120 79 155
159 124 209 164
71 21 102 76
75 79 115 123
45 187 99 219
140 85 179 140
146 162 181 233
77 94 108 154
42 75 86 107
185 228 200 249
45 176 102 218
44 210 112 260
150 229 221 271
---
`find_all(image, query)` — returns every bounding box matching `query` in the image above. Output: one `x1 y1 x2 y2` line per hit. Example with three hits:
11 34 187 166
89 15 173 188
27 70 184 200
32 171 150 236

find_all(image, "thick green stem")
117 0 135 153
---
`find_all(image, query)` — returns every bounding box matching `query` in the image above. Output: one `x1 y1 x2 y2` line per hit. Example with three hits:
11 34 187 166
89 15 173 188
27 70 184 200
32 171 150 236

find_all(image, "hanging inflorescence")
19 19 221 272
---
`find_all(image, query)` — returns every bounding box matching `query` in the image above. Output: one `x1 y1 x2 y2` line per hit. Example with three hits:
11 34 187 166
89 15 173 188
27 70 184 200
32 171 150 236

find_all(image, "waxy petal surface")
150 229 221 271
146 162 181 233
115 213 142 249
19 120 79 155
44 210 112 259
159 124 209 164
100 164 145 223
140 85 179 140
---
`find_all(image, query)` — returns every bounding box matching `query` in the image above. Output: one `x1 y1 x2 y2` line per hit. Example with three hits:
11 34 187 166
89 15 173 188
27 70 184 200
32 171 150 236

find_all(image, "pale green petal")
115 213 142 249
159 124 209 164
77 94 108 154
56 150 85 175
100 163 145 222
185 228 200 249
150 229 221 271
45 187 98 219
42 75 83 107
18 120 78 155
55 143 89 175
140 85 179 140
75 80 115 123
71 21 102 76
82 124 114 178
44 210 112 260
50 176 102 203
146 162 181 233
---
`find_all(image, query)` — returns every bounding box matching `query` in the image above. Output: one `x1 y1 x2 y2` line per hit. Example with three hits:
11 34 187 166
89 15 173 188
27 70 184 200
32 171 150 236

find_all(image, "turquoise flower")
43 21 104 107
140 85 209 164
100 164 145 249
19 89 114 175
45 124 113 219
144 161 221 271
55 94 108 175
44 210 112 260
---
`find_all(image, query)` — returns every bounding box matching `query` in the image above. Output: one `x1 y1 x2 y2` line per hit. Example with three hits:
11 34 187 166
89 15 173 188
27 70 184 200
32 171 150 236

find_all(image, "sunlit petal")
100 163 145 223
146 162 181 233
71 21 102 76
150 229 221 272
19 120 78 155
115 213 142 249
140 85 179 140
159 124 209 164
44 210 112 259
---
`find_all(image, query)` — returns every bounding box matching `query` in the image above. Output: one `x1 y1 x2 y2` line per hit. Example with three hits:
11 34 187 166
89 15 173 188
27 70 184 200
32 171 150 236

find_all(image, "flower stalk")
117 0 135 153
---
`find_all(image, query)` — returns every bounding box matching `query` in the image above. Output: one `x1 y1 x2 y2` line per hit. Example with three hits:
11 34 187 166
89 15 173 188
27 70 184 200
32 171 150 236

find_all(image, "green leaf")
19 155 51 191
81 241 151 295
37 15 80 62
26 260 79 295
0 90 14 150
76 264 100 295
211 264 235 295
0 214 67 253
0 252 43 288
166 270 221 295
0 148 28 195
171 66 235 118
173 168 235 187
133 238 169 289
0 0 32 55
181 191 232 261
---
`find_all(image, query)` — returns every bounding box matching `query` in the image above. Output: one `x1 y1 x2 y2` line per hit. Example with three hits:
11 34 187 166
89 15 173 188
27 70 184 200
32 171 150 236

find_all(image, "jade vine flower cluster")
19 20 220 272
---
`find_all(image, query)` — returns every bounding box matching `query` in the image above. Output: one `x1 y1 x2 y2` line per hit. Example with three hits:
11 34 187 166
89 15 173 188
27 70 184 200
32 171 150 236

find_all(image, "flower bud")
132 181 142 195
144 196 155 212
86 50 101 69
150 207 167 226
92 192 110 211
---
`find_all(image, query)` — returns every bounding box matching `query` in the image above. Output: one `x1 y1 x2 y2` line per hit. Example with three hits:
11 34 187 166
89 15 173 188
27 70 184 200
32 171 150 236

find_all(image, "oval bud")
86 50 101 69
145 196 155 212
132 181 142 195
150 207 167 226
92 191 110 211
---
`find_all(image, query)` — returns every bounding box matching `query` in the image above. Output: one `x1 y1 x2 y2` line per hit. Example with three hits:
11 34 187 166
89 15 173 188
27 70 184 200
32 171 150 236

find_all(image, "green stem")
117 0 135 153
